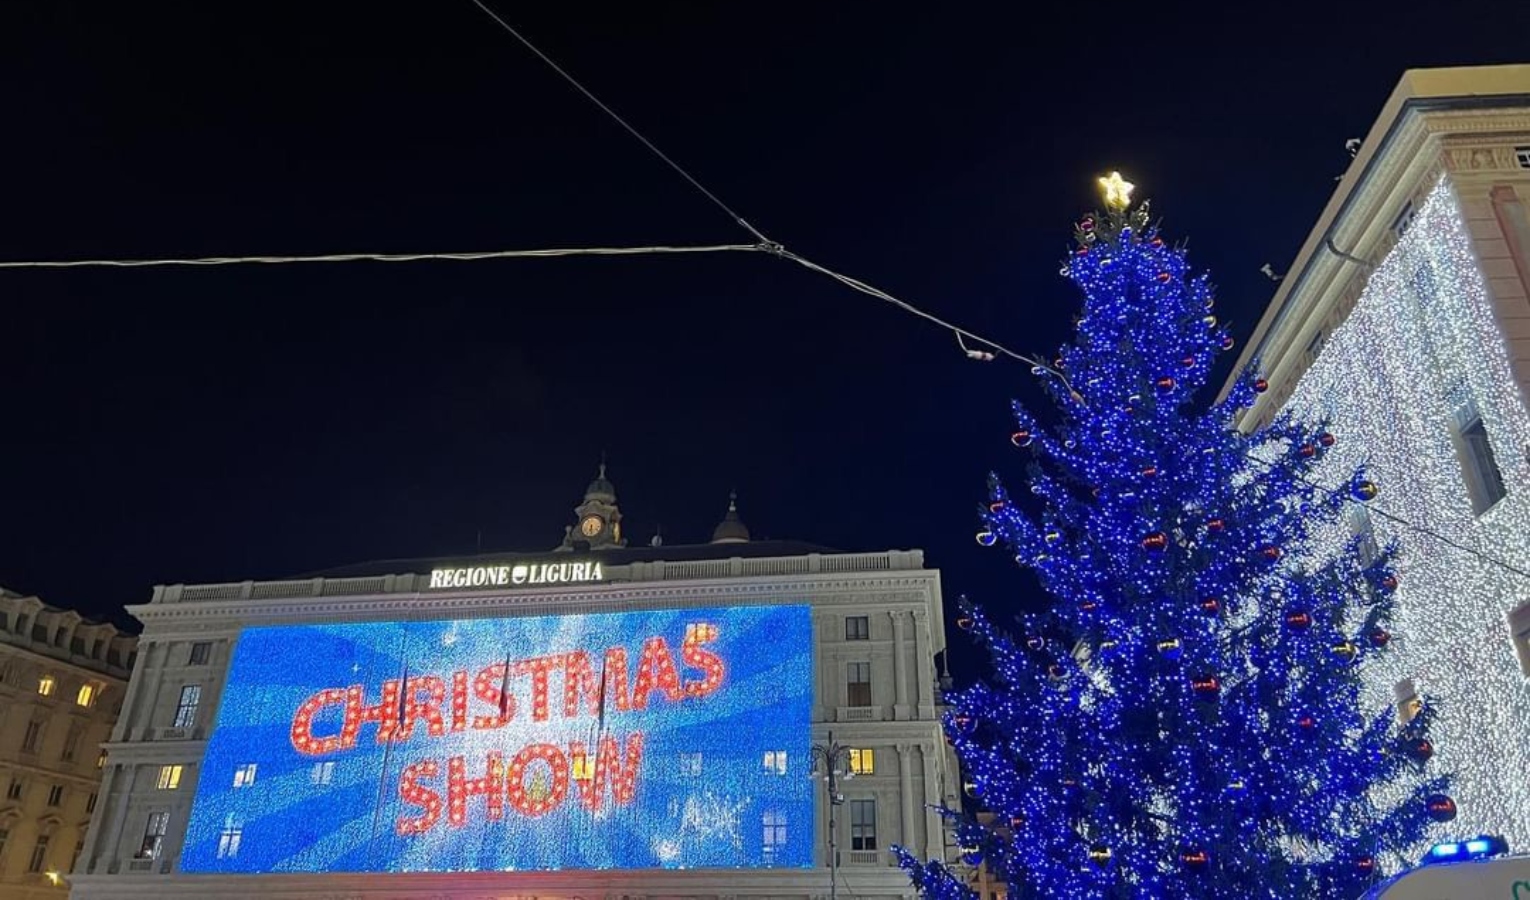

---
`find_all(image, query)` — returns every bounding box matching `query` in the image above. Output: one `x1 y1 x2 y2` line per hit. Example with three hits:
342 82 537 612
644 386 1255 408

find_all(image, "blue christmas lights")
182 605 814 873
898 200 1447 899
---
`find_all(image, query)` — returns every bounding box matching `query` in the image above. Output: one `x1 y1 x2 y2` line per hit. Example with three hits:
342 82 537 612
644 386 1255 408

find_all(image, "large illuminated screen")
181 604 814 873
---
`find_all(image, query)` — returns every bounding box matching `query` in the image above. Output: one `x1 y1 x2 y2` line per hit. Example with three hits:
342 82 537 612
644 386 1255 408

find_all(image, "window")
156 765 183 790
1452 405 1507 514
76 682 97 708
1392 200 1415 238
1517 146 1530 169
138 812 169 860
678 752 702 777
37 675 55 697
53 628 65 648
6 778 23 800
762 809 787 854
762 751 787 775
70 636 86 656
0 828 8 862
850 799 877 850
86 792 98 814
216 815 242 859
1347 504 1379 568
310 761 335 786
173 684 202 728
1510 601 1530 678
62 723 84 763
845 616 870 641
96 749 108 769
22 720 44 753
849 747 875 775
47 784 63 807
847 661 872 707
1394 678 1423 725
32 623 48 643
1304 328 1327 363
27 835 49 873
233 763 258 788
189 642 212 666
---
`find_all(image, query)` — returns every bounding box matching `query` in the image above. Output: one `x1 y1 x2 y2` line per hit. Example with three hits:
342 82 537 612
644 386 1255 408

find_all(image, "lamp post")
812 732 854 900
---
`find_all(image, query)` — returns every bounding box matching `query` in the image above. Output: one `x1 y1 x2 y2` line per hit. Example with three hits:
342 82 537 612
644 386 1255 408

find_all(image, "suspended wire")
0 243 764 269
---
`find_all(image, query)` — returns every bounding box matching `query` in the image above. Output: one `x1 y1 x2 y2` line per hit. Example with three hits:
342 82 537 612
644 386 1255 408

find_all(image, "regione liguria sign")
427 560 604 590
180 605 814 873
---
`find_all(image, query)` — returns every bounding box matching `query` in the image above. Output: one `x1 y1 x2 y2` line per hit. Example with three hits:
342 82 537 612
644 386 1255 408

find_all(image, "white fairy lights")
1284 176 1530 851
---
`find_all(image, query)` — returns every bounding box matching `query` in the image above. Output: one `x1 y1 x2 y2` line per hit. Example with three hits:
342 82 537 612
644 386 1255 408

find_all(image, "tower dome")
710 491 751 544
585 462 617 503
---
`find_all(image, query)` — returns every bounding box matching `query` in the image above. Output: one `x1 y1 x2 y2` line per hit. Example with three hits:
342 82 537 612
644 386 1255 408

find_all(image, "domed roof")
585 463 617 502
710 491 751 544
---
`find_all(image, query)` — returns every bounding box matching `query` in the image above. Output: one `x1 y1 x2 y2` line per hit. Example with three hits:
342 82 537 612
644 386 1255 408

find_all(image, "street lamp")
811 732 854 900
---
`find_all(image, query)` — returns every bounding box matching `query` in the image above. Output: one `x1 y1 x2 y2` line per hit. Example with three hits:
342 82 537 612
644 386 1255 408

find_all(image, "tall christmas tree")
899 174 1451 899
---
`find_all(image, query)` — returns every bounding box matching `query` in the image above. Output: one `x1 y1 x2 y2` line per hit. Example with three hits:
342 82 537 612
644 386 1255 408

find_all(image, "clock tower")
556 462 626 551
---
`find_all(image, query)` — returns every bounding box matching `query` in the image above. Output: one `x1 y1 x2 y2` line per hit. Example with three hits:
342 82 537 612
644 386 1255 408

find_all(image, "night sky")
3 3 1526 633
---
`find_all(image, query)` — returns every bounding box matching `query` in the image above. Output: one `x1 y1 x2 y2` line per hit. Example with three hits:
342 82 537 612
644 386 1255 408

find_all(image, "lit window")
849 748 875 775
216 815 242 859
845 616 870 641
233 763 258 788
762 809 787 854
847 661 872 707
189 642 212 666
762 751 787 775
850 798 878 850
138 812 169 860
156 765 183 790
47 784 63 807
1451 403 1507 514
37 675 55 697
76 683 97 708
310 761 335 786
678 752 702 777
173 684 202 728
1394 678 1423 725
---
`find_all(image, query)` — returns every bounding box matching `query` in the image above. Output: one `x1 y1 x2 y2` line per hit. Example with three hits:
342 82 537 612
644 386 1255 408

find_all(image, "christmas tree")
898 174 1451 899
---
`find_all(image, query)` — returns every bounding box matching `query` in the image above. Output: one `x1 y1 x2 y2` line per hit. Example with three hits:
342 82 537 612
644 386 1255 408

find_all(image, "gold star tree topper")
1098 171 1135 211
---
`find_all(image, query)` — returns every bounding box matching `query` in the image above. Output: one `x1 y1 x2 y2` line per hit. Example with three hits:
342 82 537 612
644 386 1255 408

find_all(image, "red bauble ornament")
1054 357 1066 370
1157 272 1172 283
1220 334 1235 350
1207 518 1226 532
1142 531 1169 551
1182 355 1196 368
1297 715 1316 732
1142 466 1159 477
1156 376 1177 392
1285 610 1312 630
1150 237 1164 248
956 616 974 631
1200 596 1221 615
1190 675 1220 699
1407 739 1434 763
1381 574 1399 592
1262 545 1283 560
1075 245 1089 256
988 500 1005 513
1025 635 1045 651
1369 628 1391 648
1426 794 1457 822
1180 847 1209 871
1079 216 1096 232
1355 856 1376 875
1299 443 1317 458
1319 432 1336 447
1253 378 1270 393
1047 664 1066 680
1011 429 1034 448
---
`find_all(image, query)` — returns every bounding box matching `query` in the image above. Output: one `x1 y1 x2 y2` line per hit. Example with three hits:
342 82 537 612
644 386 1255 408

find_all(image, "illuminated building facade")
0 589 136 899
1227 65 1530 849
70 471 959 899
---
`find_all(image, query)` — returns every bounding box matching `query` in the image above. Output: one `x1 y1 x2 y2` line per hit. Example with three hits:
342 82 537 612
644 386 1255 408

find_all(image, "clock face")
580 515 604 538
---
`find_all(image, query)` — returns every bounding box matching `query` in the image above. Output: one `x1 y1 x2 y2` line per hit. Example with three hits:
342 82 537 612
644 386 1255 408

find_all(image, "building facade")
0 589 136 899
1228 66 1530 849
70 473 959 899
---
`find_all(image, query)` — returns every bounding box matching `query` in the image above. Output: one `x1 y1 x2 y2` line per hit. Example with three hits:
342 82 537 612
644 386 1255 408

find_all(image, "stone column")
98 763 138 873
890 610 909 719
80 763 119 870
115 641 163 741
897 744 916 851
912 609 934 720
919 744 942 860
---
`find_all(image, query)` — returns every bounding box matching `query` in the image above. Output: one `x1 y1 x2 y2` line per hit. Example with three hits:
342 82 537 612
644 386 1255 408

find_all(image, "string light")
1283 176 1530 854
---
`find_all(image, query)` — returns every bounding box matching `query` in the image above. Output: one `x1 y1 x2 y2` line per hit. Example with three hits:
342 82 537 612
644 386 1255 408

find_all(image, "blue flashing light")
1422 835 1508 865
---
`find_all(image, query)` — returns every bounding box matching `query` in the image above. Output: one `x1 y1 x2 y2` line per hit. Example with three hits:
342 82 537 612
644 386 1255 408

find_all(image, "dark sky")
3 3 1526 631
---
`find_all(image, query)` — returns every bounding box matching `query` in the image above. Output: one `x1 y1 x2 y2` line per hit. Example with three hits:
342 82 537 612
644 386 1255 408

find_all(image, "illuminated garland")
1284 176 1530 854
897 190 1448 900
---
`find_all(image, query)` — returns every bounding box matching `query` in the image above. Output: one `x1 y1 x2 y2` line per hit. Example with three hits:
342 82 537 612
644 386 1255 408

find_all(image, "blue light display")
181 604 814 873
